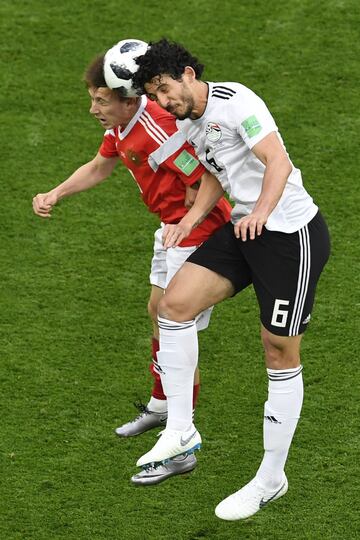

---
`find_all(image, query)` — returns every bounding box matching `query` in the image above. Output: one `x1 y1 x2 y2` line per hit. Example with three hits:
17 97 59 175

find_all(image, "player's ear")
124 97 139 107
183 66 196 82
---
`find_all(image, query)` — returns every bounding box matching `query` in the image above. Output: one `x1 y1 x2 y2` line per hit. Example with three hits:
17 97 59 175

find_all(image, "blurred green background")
0 1 359 538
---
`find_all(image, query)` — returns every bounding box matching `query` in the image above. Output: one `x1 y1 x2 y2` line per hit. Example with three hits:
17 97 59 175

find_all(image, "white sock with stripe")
147 396 167 413
157 316 198 431
256 366 304 490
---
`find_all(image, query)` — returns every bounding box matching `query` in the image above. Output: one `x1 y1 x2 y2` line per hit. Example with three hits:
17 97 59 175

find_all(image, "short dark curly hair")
133 38 204 93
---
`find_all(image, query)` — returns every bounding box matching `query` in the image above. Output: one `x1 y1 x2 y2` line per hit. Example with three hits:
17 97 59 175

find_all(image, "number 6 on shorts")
271 299 290 328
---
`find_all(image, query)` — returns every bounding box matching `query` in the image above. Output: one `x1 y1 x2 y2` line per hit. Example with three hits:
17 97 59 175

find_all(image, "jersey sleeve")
234 89 278 149
149 131 204 186
163 143 205 186
99 129 118 158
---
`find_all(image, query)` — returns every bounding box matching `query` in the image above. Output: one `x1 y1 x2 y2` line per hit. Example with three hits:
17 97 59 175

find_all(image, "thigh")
160 261 234 321
166 244 215 331
242 211 330 336
187 221 253 294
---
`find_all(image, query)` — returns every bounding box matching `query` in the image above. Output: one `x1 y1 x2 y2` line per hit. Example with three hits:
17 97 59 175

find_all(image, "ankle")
147 396 167 413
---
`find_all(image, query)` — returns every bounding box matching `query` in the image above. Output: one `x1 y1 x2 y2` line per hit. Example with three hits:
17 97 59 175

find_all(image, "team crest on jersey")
126 149 141 166
206 122 222 142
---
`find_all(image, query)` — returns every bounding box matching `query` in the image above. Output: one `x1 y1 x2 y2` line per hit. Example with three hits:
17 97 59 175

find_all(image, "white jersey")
177 82 318 233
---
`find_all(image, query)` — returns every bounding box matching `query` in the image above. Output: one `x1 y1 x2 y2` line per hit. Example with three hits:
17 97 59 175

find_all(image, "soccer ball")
104 39 148 96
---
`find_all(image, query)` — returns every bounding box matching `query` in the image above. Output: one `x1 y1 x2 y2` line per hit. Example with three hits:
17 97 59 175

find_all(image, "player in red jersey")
32 53 231 485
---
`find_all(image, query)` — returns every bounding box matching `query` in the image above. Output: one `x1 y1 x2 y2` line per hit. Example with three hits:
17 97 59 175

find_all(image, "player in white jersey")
177 82 317 234
131 39 330 519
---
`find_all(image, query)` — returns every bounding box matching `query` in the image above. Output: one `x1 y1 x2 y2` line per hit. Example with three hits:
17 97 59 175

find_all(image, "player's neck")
118 99 142 129
190 81 209 119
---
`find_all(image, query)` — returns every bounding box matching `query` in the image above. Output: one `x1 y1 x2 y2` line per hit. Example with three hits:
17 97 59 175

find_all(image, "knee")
158 292 190 322
261 329 300 369
262 336 286 368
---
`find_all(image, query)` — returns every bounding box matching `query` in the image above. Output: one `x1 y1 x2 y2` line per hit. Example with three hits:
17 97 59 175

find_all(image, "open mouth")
95 116 107 124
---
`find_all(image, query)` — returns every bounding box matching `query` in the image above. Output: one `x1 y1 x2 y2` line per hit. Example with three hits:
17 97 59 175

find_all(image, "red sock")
193 383 200 408
149 337 166 400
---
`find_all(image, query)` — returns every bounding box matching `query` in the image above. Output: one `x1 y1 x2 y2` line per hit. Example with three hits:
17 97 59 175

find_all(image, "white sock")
256 366 304 490
147 396 167 413
157 316 198 431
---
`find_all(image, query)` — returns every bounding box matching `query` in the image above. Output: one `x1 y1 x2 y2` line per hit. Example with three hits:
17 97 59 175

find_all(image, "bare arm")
234 132 292 241
32 152 119 218
163 170 224 248
184 181 200 209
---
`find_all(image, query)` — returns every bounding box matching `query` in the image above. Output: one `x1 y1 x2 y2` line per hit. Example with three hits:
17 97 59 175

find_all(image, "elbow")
274 156 292 182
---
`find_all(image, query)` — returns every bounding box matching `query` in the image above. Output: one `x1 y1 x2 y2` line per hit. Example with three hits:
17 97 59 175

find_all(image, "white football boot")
136 425 201 468
215 474 288 520
115 402 167 437
131 454 197 486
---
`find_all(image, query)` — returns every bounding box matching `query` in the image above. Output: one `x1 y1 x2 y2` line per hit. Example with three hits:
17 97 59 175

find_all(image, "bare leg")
159 262 234 321
262 326 302 370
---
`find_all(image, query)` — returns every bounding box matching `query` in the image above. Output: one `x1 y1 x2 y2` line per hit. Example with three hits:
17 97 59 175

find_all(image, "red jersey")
99 96 231 246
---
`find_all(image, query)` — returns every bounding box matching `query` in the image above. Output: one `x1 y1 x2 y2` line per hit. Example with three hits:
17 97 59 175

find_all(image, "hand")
162 222 193 249
234 211 267 241
32 191 59 218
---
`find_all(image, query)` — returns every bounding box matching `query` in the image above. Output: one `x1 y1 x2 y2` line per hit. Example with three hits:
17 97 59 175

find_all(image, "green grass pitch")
0 1 359 538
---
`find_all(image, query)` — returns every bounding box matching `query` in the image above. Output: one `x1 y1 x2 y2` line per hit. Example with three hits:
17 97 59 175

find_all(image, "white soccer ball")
104 39 148 96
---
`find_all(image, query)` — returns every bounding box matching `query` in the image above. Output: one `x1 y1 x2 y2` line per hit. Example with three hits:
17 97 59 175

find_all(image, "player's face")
145 74 195 120
88 87 131 129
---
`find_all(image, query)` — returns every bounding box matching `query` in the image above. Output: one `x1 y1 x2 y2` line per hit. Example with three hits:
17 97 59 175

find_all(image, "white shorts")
149 225 213 331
